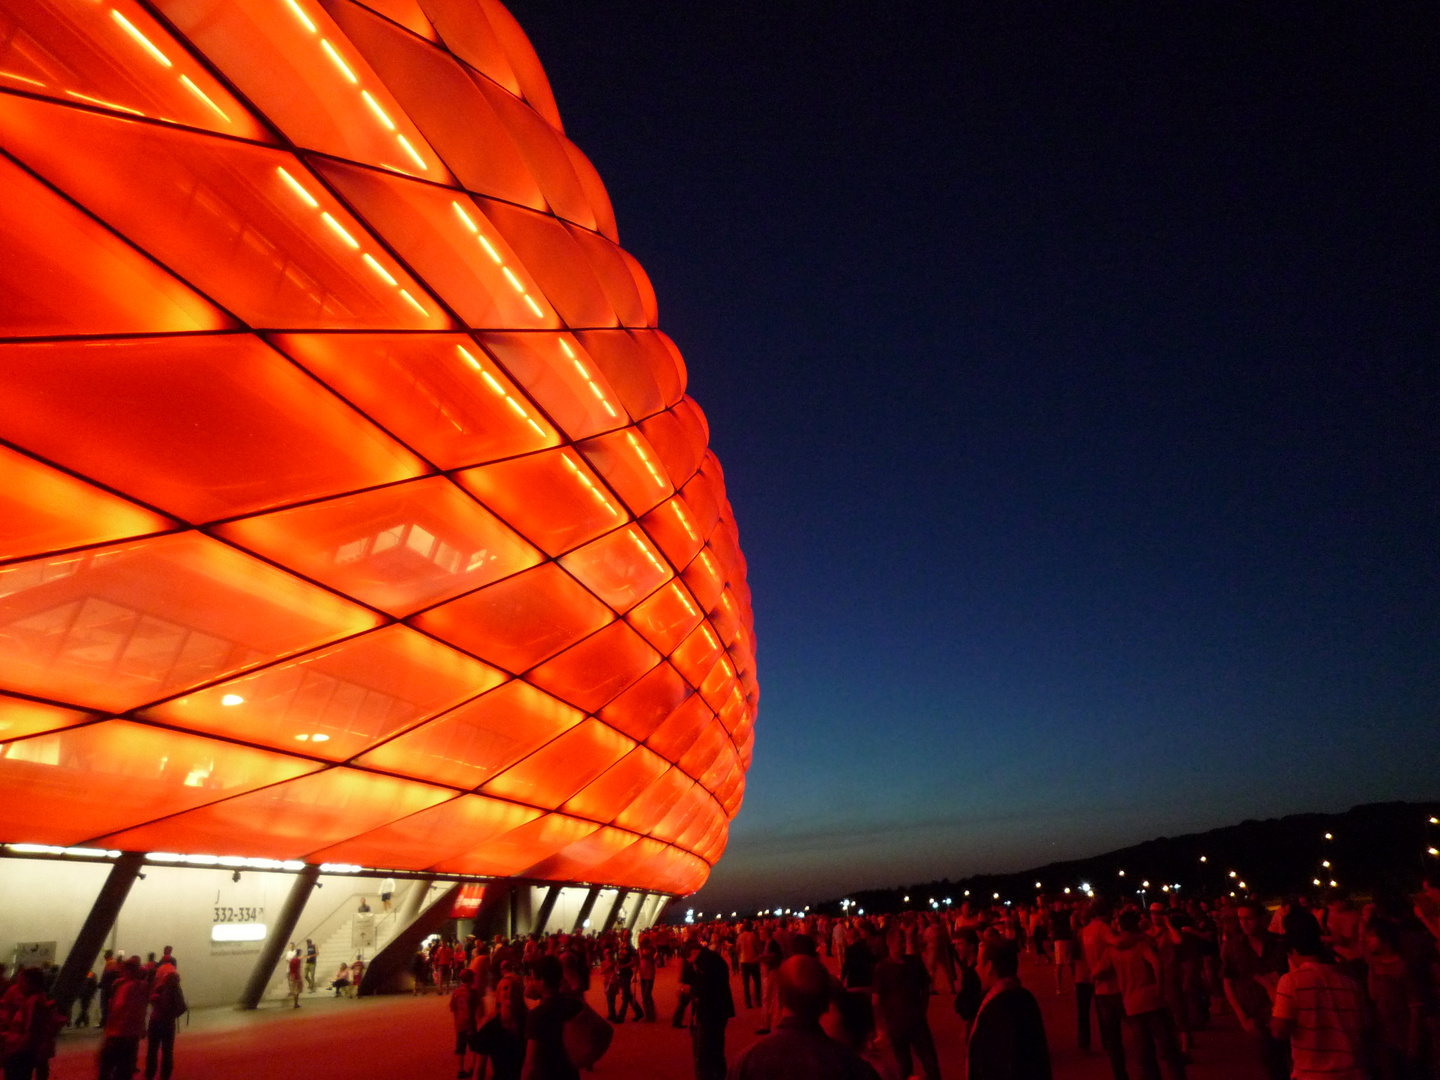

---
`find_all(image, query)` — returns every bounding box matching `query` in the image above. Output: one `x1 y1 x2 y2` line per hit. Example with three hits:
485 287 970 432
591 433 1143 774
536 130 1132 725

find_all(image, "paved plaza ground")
51 951 1267 1079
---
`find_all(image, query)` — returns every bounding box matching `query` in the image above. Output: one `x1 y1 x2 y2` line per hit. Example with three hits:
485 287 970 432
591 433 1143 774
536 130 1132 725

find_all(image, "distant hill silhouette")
816 801 1440 915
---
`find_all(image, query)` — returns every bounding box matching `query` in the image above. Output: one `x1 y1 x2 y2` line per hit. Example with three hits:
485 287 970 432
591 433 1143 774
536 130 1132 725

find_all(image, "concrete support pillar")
238 865 319 1009
572 887 600 933
52 852 145 1015
601 889 631 933
533 885 561 934
399 877 434 922
623 892 646 932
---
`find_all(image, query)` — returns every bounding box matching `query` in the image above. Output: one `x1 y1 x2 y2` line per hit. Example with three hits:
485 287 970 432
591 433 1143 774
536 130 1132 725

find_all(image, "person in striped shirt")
1270 914 1368 1080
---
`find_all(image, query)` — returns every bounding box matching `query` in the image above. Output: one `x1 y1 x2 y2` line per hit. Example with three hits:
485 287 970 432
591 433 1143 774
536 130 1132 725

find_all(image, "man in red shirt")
99 957 147 1080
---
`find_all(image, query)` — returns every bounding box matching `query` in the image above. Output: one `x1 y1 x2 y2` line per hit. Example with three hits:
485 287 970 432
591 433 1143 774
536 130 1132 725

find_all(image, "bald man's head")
778 955 831 1023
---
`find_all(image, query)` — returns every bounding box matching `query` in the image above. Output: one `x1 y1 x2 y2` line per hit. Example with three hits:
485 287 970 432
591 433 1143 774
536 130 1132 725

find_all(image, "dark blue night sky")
509 1 1440 909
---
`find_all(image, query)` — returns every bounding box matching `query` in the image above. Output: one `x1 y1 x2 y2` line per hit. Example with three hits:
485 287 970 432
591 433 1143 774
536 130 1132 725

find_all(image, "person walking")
304 940 317 993
144 958 185 1080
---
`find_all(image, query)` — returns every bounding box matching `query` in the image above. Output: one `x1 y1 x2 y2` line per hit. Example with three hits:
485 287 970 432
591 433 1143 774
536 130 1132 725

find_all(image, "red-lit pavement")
50 952 1266 1079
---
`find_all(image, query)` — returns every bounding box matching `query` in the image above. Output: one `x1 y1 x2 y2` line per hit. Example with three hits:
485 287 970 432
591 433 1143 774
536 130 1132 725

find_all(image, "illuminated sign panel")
0 0 755 897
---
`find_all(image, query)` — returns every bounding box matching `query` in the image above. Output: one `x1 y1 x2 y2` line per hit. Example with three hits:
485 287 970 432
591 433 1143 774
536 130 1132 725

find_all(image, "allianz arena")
0 0 755 1004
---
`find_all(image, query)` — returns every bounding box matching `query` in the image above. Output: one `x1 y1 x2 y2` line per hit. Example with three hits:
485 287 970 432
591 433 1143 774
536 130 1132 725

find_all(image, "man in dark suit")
683 938 735 1080
968 935 1052 1080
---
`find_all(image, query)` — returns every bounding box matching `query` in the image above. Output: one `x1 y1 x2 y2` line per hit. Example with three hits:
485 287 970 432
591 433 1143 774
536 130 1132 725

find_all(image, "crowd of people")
2 869 1436 1080
0 946 187 1080
422 869 1440 1080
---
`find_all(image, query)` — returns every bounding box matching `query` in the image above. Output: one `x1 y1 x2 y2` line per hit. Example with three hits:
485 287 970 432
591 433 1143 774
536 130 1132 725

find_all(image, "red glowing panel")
153 0 448 180
669 623 725 690
314 161 560 329
637 499 705 584
352 0 437 40
597 663 693 743
354 678 581 790
217 477 542 615
0 532 382 712
101 766 452 859
682 547 727 613
678 720 729 783
698 658 739 712
414 0 519 93
473 78 593 231
613 768 692 836
0 445 175 563
472 0 561 129
645 692 714 765
522 825 636 884
408 563 611 673
271 333 560 469
716 686 747 735
675 799 724 852
651 784 710 846
434 811 596 877
479 333 625 441
526 621 660 714
557 526 671 613
456 449 625 557
577 428 674 517
0 335 426 524
0 0 270 139
480 718 632 809
700 743 739 794
0 719 317 846
588 836 670 888
0 94 449 329
0 153 229 338
574 331 675 422
624 580 704 656
309 793 540 869
564 142 619 244
321 0 546 210
143 625 503 761
561 746 669 824
681 471 723 543
639 406 706 493
476 199 618 329
564 228 648 327
710 588 743 646
0 693 92 743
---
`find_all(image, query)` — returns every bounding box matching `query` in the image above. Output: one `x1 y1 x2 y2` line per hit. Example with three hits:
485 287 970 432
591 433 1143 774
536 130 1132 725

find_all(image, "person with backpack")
144 958 186 1080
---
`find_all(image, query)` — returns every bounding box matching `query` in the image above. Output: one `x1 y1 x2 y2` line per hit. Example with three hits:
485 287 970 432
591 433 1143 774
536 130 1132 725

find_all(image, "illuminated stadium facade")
0 0 755 1004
